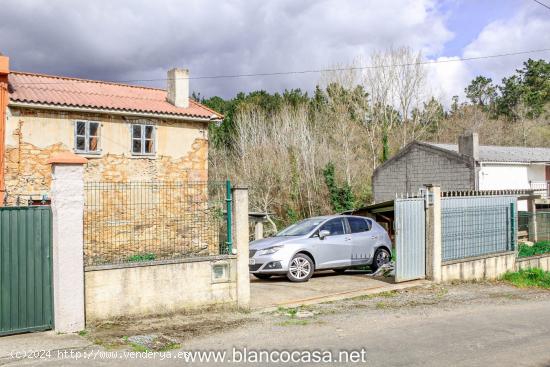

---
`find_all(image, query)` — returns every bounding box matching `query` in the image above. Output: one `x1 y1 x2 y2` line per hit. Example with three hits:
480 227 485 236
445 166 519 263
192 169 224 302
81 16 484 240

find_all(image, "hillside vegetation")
199 48 550 231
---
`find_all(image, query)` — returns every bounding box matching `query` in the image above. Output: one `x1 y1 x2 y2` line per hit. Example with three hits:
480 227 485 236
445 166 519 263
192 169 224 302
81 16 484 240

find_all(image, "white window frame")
74 120 101 154
130 123 156 156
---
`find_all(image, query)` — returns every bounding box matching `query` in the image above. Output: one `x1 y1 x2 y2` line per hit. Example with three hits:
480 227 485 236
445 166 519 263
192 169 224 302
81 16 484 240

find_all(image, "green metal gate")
0 206 53 336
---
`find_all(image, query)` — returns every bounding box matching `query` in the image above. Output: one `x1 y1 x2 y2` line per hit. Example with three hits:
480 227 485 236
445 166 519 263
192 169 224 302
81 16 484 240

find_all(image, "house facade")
372 132 550 211
0 56 222 204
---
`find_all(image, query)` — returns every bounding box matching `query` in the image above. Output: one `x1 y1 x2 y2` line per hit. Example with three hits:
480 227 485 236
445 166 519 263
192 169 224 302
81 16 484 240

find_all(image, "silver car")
249 215 392 282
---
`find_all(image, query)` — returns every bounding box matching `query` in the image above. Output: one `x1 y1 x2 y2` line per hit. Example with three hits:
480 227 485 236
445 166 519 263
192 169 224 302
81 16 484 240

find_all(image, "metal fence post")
510 202 516 251
226 179 233 254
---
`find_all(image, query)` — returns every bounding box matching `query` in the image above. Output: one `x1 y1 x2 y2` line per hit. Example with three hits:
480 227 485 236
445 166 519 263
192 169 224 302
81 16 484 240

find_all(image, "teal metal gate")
0 206 53 336
394 198 426 282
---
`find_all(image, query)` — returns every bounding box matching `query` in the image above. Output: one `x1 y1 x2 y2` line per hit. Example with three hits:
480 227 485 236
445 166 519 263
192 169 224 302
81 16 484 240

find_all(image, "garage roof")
428 143 550 163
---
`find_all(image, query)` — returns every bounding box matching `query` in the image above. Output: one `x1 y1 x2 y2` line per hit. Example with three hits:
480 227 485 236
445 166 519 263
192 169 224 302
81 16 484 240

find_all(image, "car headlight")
257 246 283 256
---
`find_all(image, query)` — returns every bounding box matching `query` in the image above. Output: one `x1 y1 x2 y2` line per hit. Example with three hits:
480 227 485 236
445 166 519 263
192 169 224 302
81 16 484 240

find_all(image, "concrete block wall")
373 144 475 203
441 252 517 282
85 257 238 322
516 254 550 271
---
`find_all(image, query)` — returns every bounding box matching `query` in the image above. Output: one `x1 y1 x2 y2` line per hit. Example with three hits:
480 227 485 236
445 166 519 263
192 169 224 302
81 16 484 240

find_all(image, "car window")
348 217 371 233
319 218 346 236
277 218 325 236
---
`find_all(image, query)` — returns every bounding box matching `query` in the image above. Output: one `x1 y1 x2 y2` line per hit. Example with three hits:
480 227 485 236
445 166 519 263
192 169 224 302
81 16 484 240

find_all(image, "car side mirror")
319 230 330 240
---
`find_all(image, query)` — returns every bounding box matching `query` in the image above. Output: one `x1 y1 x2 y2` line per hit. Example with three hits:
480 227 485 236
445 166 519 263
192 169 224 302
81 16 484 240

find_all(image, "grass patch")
276 319 309 327
435 287 448 299
375 302 390 309
276 307 298 318
92 338 121 350
78 330 88 337
159 342 181 352
502 268 550 289
353 290 398 301
518 241 550 258
127 253 156 262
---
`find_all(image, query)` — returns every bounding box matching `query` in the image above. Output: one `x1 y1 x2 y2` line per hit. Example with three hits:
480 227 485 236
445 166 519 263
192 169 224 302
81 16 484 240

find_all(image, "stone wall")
83 181 225 265
4 107 209 204
372 143 476 203
5 107 220 262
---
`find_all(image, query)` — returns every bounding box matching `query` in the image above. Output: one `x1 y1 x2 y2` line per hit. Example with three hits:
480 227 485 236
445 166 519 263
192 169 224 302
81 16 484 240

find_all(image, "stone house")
0 55 222 204
372 132 550 210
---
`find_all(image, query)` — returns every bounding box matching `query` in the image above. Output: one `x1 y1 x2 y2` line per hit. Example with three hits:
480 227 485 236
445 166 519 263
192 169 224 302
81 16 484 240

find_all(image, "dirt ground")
84 306 257 351
83 280 550 352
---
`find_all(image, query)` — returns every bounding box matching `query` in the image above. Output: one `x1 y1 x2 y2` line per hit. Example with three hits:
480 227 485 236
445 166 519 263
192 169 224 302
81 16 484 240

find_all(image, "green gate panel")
0 206 53 336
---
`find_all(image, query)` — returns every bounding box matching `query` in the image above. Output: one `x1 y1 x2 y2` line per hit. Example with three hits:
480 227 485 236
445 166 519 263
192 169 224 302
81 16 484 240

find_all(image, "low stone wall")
515 254 550 271
441 252 516 282
85 256 237 322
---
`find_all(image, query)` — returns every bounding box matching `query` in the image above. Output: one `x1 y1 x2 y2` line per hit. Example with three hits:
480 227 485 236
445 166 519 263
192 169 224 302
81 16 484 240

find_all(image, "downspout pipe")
0 55 9 205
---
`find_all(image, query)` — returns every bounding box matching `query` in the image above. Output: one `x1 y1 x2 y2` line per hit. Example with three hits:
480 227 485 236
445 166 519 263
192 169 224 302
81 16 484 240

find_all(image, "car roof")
307 214 370 221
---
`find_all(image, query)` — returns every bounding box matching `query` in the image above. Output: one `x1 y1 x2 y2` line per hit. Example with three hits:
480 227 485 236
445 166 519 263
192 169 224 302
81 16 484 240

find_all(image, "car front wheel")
286 253 314 282
371 248 391 272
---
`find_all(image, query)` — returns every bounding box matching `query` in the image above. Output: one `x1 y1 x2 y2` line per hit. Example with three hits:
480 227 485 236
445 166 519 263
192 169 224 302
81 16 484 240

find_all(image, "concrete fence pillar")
425 185 442 283
254 221 264 240
232 186 250 308
527 198 538 243
47 152 87 333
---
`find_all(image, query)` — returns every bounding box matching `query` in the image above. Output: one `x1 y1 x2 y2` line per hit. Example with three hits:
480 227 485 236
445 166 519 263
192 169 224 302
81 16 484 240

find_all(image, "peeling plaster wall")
4 107 209 203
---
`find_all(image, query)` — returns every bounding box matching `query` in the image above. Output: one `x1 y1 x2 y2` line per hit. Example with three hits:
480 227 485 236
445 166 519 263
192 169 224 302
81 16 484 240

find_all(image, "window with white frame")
75 121 100 154
131 124 156 155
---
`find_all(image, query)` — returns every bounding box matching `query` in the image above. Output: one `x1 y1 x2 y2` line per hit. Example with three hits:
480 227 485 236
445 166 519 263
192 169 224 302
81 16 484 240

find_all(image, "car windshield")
276 218 325 236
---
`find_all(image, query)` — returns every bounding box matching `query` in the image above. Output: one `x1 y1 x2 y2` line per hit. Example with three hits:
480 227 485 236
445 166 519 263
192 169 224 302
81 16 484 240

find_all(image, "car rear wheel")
253 274 272 280
286 253 314 282
371 248 391 272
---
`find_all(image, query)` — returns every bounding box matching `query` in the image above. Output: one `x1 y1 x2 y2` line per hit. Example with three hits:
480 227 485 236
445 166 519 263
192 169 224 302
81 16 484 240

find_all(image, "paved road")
4 286 550 366
181 299 550 367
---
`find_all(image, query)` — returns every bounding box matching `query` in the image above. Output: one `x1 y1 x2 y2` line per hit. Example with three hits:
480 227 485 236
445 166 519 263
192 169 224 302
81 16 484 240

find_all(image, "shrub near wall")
518 241 550 258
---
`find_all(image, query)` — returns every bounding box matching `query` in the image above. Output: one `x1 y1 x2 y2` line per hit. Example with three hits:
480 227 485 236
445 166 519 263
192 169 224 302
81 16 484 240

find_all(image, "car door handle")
371 236 377 240
345 236 352 241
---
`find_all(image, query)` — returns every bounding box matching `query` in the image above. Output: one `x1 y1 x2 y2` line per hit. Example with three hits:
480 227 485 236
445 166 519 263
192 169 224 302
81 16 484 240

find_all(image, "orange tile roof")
8 71 222 120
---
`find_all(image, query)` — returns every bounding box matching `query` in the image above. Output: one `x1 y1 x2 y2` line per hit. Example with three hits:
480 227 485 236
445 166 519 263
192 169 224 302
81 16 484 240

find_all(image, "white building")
372 132 549 211
431 139 550 211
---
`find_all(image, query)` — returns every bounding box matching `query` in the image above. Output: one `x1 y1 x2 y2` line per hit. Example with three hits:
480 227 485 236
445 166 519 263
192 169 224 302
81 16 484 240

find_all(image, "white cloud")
426 56 471 106
424 2 550 108
0 0 452 97
3 0 546 103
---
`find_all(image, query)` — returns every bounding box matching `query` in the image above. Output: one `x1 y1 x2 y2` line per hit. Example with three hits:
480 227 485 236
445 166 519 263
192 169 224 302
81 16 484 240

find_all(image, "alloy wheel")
289 257 311 280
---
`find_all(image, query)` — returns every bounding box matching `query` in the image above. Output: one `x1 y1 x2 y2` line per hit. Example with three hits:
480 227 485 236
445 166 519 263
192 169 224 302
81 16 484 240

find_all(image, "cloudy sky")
1 0 549 104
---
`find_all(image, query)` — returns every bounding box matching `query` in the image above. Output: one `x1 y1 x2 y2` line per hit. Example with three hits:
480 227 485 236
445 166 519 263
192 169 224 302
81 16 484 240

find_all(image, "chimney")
166 68 189 108
458 131 479 161
0 55 9 205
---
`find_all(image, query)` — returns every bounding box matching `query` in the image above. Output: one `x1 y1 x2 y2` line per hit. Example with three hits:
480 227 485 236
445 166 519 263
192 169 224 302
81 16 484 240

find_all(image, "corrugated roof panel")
429 143 550 163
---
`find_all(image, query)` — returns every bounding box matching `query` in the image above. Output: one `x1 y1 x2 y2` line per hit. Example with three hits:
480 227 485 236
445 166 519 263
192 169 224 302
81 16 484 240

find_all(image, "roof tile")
8 71 222 120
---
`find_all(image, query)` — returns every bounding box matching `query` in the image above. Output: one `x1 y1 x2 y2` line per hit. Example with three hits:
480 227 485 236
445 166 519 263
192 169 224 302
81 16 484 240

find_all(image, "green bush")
517 241 550 258
127 253 156 262
502 268 550 289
